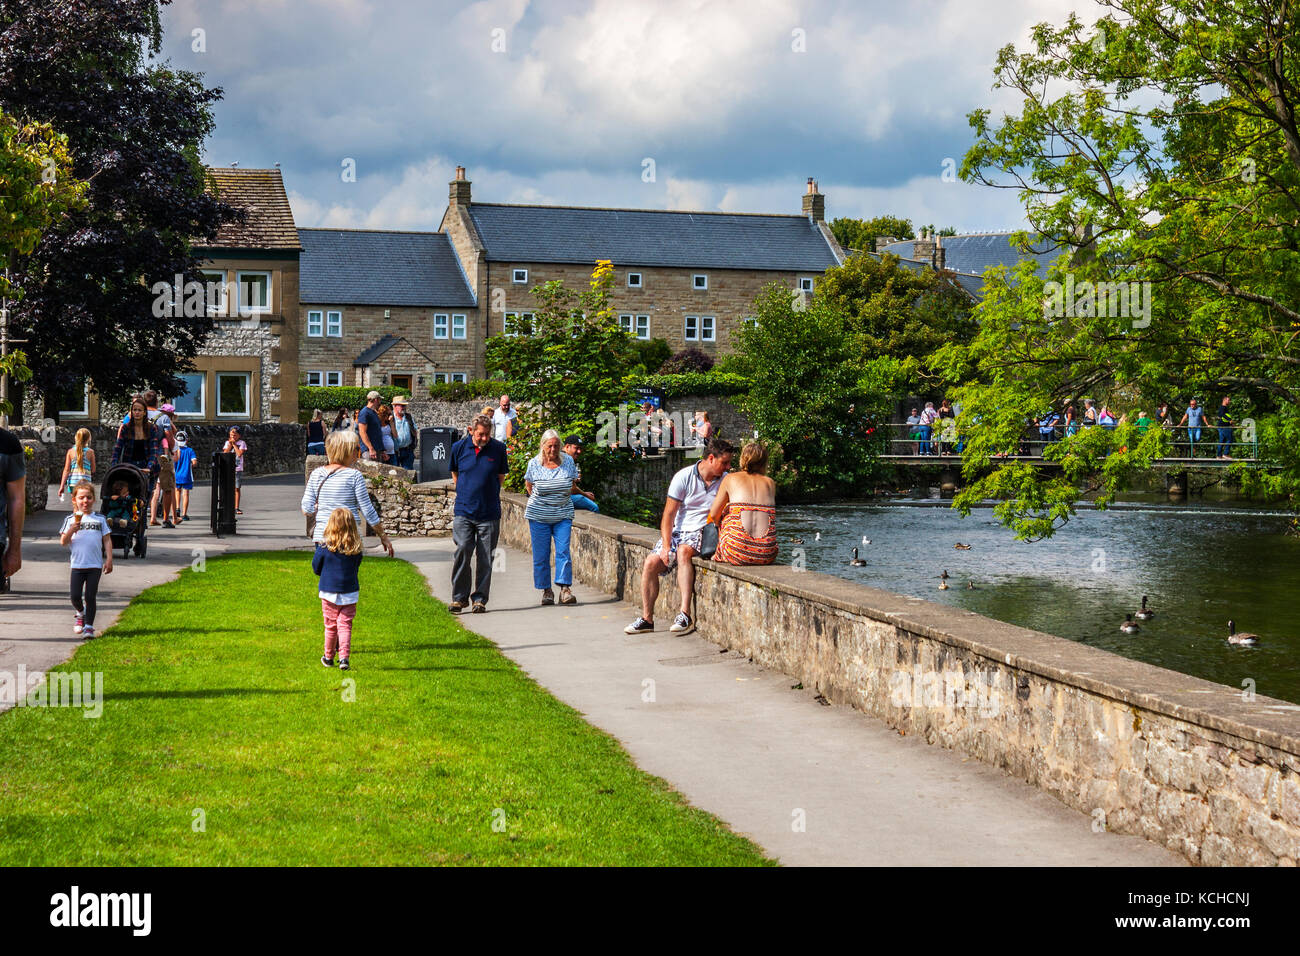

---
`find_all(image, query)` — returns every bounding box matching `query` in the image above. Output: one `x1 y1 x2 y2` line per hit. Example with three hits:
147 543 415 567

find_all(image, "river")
778 496 1300 705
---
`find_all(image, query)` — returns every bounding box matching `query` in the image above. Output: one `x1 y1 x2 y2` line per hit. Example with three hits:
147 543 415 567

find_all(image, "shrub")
427 378 507 402
657 348 714 374
629 338 673 375
298 385 404 421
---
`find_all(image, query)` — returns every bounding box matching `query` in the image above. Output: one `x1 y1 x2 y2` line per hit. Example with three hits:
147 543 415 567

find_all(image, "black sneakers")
624 617 654 634
669 612 695 635
339 658 351 671
321 655 334 668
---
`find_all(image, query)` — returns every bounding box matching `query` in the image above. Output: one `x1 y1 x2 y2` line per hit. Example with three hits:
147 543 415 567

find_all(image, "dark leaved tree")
0 0 239 412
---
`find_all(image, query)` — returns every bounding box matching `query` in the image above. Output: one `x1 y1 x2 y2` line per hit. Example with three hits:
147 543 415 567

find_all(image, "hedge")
299 385 406 420
633 371 749 398
426 379 507 402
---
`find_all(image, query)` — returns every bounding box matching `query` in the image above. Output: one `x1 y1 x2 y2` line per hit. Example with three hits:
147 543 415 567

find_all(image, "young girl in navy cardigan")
313 507 364 671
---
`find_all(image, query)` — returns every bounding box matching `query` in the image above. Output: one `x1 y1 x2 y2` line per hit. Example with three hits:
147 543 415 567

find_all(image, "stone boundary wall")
492 492 1300 867
304 455 454 537
15 423 306 499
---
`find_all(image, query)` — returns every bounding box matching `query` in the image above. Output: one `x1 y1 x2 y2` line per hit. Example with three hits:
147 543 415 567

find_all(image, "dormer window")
693 274 708 290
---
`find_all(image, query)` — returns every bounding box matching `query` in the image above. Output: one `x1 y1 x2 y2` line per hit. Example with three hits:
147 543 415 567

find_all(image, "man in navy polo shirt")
358 391 386 462
449 413 509 613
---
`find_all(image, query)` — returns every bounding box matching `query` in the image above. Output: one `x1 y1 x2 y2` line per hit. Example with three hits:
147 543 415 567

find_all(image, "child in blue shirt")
312 507 364 671
172 432 198 521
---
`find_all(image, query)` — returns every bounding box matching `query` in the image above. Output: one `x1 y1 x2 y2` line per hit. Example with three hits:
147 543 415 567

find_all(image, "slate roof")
467 203 840 271
880 233 1066 278
202 168 301 250
354 334 401 366
298 229 476 307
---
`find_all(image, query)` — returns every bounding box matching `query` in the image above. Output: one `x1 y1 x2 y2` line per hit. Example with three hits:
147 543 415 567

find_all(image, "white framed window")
434 372 469 384
512 268 528 284
701 315 715 341
326 371 342 386
434 313 449 339
305 371 323 387
237 271 271 314
452 372 467 383
173 373 205 418
627 272 643 288
326 310 342 337
743 316 758 328
693 274 708 290
619 313 650 339
684 315 698 341
201 270 228 316
452 313 467 339
58 380 89 417
216 372 251 418
504 311 533 337
799 277 815 293
307 310 323 337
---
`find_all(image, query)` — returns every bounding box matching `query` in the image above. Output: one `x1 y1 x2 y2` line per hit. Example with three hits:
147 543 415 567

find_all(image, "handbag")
698 520 719 559
305 467 343 537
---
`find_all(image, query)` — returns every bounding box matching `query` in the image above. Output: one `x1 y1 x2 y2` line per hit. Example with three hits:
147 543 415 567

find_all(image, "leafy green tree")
0 107 86 417
829 216 916 252
732 284 900 496
942 0 1300 537
817 251 977 395
485 260 637 490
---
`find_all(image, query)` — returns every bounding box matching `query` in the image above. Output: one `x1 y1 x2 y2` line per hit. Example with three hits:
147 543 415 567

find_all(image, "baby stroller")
101 463 150 559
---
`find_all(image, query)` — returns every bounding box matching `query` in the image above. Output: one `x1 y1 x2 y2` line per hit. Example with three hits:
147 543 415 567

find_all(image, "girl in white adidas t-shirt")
59 481 113 638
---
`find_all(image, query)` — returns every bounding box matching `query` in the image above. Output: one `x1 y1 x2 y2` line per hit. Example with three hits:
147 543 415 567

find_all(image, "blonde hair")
74 428 92 468
325 428 359 464
738 441 769 475
322 507 363 556
71 480 96 502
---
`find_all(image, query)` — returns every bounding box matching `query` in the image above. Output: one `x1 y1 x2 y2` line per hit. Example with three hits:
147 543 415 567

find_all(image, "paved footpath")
4 476 1180 865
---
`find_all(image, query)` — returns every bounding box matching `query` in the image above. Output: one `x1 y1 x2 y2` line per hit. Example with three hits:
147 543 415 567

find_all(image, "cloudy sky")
159 0 1091 233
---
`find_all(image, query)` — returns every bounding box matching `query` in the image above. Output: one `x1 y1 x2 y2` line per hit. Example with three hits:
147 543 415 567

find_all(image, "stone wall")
492 493 1300 867
304 455 454 537
662 392 752 445
14 422 307 494
19 441 48 513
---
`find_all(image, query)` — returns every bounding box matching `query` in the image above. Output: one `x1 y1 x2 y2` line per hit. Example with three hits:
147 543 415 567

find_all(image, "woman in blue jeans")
524 429 579 606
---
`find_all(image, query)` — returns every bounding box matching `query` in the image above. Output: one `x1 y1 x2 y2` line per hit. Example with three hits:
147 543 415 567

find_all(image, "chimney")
912 228 935 265
802 177 825 223
933 233 946 270
449 165 471 207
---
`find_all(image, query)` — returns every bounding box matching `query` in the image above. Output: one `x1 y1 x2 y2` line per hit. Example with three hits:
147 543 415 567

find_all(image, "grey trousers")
452 516 500 605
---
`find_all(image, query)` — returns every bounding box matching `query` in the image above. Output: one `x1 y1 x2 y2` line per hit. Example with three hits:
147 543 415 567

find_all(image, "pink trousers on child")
321 599 357 659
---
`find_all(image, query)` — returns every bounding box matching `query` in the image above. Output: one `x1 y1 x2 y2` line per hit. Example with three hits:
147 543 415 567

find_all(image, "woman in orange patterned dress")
706 441 777 565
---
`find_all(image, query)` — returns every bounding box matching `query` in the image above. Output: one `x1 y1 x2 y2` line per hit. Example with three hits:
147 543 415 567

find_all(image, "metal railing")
881 421 1261 461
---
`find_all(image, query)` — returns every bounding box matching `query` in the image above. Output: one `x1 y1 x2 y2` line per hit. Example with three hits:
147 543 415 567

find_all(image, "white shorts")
651 528 703 572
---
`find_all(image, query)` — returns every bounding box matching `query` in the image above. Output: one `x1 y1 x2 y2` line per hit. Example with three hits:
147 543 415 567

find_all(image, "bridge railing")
882 421 1261 461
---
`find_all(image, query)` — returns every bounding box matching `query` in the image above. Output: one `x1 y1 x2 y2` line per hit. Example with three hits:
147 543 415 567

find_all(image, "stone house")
297 228 480 392
438 167 844 358
32 166 302 429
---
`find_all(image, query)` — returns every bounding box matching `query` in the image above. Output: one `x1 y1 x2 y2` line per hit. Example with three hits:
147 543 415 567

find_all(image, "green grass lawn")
0 551 770 866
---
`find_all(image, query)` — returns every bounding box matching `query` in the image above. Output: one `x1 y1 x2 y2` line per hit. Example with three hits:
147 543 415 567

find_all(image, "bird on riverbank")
954 542 971 550
849 548 866 567
1120 614 1140 634
1135 595 1155 621
938 570 950 590
1227 620 1259 646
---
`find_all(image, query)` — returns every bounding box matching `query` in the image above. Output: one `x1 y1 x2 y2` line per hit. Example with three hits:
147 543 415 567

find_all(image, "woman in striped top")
301 429 395 557
524 429 579 606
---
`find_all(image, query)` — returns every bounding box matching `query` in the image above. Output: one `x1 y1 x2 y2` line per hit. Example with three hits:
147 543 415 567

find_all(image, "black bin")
419 427 461 482
210 451 237 535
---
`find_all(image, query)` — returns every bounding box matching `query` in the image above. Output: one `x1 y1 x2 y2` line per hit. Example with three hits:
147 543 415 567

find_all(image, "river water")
779 497 1300 705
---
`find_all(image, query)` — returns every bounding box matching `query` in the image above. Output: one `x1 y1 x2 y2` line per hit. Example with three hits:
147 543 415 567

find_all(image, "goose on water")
849 548 866 567
1135 595 1155 621
1227 620 1259 646
938 570 950 591
1120 614 1140 634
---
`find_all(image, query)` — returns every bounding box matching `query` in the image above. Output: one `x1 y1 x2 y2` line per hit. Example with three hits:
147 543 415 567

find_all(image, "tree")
485 260 637 489
942 0 1300 538
732 283 899 496
0 107 86 417
816 251 977 396
830 216 916 252
0 0 239 412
